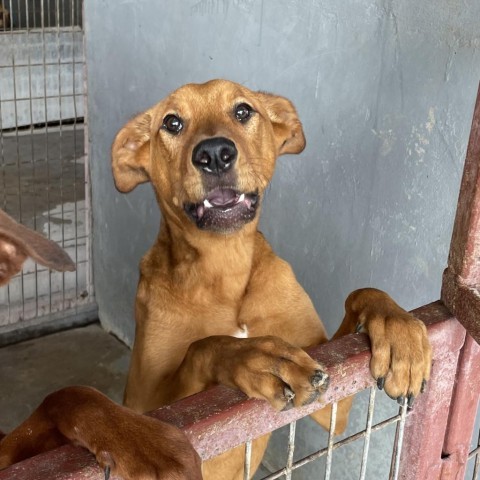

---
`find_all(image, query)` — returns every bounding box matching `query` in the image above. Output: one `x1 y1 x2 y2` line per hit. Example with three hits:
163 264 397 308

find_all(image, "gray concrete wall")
84 1 480 477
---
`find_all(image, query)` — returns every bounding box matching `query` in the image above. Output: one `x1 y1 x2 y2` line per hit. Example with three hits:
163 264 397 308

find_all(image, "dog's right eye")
162 114 184 135
234 103 254 123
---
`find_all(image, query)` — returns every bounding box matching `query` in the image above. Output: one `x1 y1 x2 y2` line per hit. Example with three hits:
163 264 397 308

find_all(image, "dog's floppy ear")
256 92 306 156
111 110 153 193
0 209 75 286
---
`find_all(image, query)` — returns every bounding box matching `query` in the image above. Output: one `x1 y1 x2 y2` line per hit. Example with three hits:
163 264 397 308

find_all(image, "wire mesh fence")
0 302 471 480
0 0 94 334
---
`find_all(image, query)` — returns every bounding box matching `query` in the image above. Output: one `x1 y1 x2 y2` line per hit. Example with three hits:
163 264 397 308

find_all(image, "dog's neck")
150 211 258 300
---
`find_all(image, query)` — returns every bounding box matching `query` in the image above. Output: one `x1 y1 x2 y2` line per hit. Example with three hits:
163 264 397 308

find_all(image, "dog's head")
112 79 305 234
0 210 75 286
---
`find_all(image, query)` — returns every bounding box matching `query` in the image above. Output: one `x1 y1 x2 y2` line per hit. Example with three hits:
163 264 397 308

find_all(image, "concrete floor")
0 323 130 433
0 322 279 477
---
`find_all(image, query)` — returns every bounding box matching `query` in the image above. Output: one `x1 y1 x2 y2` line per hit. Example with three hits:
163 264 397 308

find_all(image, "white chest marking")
232 325 249 338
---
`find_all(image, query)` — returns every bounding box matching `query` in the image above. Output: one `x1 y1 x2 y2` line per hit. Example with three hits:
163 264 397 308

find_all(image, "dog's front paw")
347 289 432 406
205 336 329 411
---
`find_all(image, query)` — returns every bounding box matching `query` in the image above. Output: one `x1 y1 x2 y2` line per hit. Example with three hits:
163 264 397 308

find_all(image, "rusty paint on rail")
0 302 460 479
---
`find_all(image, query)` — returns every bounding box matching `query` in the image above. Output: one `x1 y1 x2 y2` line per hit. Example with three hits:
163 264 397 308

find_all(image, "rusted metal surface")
442 82 480 342
398 312 466 479
445 82 480 283
437 83 480 479
0 302 458 480
441 334 480 478
442 270 480 344
0 444 106 480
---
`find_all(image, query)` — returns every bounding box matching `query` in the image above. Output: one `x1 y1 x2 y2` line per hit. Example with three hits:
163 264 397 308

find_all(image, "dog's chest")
232 324 249 338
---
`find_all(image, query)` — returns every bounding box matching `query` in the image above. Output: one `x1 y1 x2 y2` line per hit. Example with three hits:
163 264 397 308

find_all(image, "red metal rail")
0 302 465 479
442 83 480 343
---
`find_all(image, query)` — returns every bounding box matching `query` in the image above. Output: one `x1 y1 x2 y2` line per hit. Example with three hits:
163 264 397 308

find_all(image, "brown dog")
111 79 431 478
0 211 202 479
0 79 431 479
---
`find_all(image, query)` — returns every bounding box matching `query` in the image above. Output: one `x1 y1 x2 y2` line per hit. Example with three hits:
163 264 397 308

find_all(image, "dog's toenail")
421 379 427 393
104 466 110 480
397 395 405 405
283 386 295 402
407 393 415 409
311 370 328 388
377 377 385 390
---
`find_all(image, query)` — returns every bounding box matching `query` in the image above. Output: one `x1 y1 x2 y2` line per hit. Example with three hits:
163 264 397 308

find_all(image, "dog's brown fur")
113 79 431 478
0 209 76 286
0 79 431 479
0 212 202 479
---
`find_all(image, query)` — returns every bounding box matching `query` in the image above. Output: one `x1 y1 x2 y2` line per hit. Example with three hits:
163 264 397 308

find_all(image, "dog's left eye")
162 114 184 134
234 103 254 123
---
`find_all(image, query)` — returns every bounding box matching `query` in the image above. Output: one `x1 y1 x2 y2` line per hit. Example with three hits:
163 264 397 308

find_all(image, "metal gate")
0 0 96 343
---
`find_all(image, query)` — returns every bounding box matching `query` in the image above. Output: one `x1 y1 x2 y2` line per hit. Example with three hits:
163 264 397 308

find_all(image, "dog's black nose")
192 137 237 175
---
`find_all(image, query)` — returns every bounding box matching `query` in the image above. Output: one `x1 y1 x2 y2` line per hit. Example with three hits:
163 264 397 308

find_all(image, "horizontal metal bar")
0 95 83 102
0 302 98 347
0 62 83 69
0 302 461 480
0 27 82 35
7 260 89 277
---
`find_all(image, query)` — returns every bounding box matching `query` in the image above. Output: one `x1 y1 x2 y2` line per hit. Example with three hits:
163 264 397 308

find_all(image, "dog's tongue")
207 189 237 207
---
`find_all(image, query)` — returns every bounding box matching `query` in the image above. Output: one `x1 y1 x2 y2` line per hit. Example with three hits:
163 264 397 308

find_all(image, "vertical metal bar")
243 440 252 480
9 0 26 321
0 0 11 323
40 0 53 313
473 454 480 480
71 0 80 300
32 0 37 29
359 387 376 480
80 0 93 300
389 399 408 480
324 402 338 480
55 0 66 309
285 421 297 480
441 83 480 342
441 335 480 478
46 0 51 28
16 0 21 30
24 0 39 317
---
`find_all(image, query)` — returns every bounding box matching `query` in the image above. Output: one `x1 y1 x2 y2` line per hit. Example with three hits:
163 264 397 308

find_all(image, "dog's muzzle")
184 188 259 233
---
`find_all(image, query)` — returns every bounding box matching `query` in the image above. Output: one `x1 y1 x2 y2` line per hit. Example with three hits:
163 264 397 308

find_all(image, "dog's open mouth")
184 188 259 232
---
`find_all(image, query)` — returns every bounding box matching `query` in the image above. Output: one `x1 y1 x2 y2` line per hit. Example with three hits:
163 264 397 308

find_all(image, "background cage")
0 0 96 343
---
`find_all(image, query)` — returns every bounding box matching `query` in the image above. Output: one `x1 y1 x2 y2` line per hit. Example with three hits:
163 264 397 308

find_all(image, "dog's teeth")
204 199 213 208
238 193 245 203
